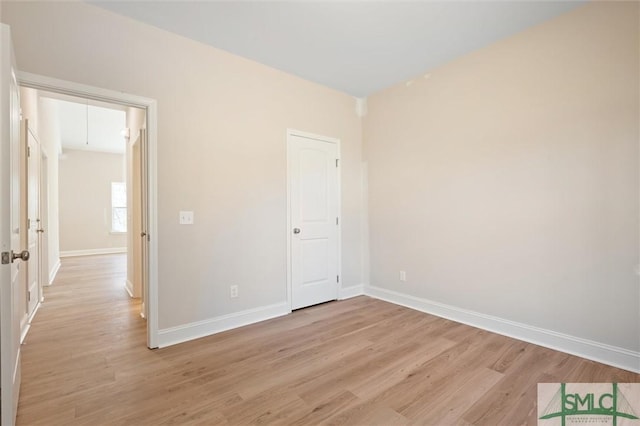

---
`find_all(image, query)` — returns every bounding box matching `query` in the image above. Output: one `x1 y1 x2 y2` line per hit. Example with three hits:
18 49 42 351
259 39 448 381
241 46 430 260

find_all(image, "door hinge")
336 159 339 167
336 217 339 225
28 291 31 302
27 146 31 157
1 252 10 265
337 275 339 283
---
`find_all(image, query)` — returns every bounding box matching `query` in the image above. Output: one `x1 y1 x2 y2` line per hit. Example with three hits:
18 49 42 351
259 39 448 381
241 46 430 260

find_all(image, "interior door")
289 132 339 310
1 23 24 426
38 152 48 301
26 124 40 320
139 128 148 320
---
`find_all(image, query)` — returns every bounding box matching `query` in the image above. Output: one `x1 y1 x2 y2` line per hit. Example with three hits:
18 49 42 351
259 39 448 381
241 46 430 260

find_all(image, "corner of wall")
354 97 368 118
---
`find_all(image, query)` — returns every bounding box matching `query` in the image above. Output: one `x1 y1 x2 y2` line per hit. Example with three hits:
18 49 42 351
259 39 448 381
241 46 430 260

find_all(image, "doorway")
287 129 341 310
18 72 159 348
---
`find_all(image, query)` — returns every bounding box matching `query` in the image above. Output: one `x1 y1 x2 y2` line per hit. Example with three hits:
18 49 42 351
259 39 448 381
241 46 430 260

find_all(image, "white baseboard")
125 280 134 298
158 302 290 348
339 284 365 300
60 247 126 257
48 258 61 285
20 301 41 343
20 322 30 345
366 285 640 374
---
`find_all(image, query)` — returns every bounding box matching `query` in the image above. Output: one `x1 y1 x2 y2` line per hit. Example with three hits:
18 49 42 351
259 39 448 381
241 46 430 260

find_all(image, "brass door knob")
12 250 30 262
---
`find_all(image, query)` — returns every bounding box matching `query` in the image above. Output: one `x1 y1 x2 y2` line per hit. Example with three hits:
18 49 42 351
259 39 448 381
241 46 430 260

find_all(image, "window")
111 182 127 233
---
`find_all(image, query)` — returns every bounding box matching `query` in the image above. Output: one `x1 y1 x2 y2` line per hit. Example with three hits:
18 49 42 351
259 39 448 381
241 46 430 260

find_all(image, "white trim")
18 71 159 349
157 302 290 348
286 129 342 311
48 258 60 285
60 248 126 257
19 321 29 345
124 280 134 298
338 284 365 300
366 285 640 374
20 301 41 344
146 101 159 349
26 301 40 326
18 72 155 108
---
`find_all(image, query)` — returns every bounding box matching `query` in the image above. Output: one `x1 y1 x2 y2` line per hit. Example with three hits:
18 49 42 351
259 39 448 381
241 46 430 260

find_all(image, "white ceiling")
48 97 127 154
90 1 584 97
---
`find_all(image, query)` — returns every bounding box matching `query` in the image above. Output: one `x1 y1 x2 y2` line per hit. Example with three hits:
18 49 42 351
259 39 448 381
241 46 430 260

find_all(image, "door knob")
11 250 30 262
293 228 301 234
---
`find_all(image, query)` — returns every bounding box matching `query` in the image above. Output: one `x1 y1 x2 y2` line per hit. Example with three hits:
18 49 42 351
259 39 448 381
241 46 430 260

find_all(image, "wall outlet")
230 285 239 298
399 270 406 282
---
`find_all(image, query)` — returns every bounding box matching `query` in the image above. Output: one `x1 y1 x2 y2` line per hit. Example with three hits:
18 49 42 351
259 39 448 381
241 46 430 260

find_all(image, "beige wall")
364 2 639 352
2 1 364 329
58 149 126 253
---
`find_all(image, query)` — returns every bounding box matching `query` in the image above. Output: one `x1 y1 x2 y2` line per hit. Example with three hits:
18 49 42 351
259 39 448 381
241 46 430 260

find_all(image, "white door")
26 124 40 320
288 131 340 310
38 151 48 301
0 24 24 426
139 128 149 320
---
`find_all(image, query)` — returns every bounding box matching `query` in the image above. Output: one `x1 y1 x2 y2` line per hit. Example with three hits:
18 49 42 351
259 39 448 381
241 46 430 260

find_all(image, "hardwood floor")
17 255 639 425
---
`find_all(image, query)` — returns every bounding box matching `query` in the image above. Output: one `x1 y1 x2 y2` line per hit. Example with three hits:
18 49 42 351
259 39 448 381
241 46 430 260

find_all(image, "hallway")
17 254 147 424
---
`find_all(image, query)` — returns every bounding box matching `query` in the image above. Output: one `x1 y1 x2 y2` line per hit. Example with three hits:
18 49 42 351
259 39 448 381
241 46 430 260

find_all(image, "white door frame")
1 23 23 425
285 128 342 311
17 71 160 348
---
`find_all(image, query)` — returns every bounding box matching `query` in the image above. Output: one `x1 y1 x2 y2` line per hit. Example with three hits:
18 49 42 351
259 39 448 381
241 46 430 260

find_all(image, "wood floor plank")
16 254 639 425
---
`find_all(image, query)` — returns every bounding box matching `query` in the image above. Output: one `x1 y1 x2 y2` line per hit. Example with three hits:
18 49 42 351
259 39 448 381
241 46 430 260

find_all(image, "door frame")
1 23 23 425
17 71 160 348
285 128 342 311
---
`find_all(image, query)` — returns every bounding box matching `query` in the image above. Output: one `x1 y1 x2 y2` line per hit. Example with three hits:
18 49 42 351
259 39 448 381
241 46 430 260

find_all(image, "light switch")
179 211 194 225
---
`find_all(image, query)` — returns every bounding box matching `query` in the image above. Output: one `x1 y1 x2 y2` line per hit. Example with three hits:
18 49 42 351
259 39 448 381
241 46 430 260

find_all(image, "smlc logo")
538 383 640 426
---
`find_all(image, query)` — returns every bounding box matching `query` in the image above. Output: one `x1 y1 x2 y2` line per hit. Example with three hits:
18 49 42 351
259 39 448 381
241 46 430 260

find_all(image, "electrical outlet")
179 211 194 225
399 271 406 282
230 285 239 298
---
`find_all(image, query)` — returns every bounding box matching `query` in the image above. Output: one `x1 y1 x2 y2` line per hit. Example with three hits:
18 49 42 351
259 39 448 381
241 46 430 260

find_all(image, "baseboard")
125 280 134 298
158 302 290 348
20 322 30 345
338 284 365 300
20 301 41 343
48 258 61 285
366 285 640 374
27 301 41 325
60 247 126 257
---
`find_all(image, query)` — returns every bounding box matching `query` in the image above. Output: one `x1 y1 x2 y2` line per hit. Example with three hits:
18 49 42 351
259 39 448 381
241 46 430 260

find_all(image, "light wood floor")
17 255 639 425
